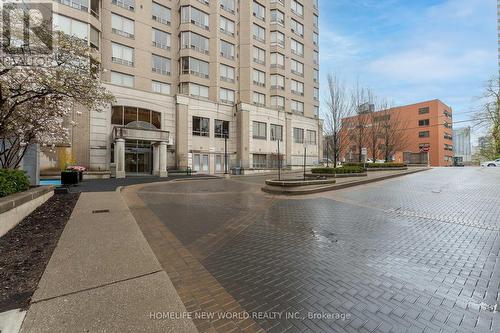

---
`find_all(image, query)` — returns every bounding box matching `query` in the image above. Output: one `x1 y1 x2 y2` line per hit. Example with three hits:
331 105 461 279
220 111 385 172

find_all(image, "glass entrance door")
125 140 152 174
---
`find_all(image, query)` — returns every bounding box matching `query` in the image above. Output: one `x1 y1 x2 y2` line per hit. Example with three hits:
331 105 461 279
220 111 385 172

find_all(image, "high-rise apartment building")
41 0 322 177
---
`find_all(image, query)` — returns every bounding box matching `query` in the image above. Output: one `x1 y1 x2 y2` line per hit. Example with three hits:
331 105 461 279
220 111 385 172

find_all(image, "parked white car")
481 159 500 167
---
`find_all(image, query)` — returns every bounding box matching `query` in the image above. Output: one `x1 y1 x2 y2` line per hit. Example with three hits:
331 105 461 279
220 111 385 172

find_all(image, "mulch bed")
0 192 80 312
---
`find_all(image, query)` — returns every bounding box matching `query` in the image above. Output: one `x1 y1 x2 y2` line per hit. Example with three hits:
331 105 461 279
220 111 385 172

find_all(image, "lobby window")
219 88 235 104
270 74 285 90
220 40 235 60
253 23 266 43
220 0 235 14
253 1 265 21
291 39 304 57
111 13 134 38
110 71 134 87
291 100 304 114
192 116 210 137
215 120 229 138
271 52 285 69
181 6 209 30
180 31 209 54
271 9 285 26
290 19 303 36
112 43 134 66
291 59 304 76
253 121 267 140
270 124 283 141
152 2 171 25
418 107 430 114
252 92 266 106
253 69 266 87
112 0 134 11
180 82 209 99
307 130 316 145
270 31 285 47
152 28 171 50
253 46 266 65
152 54 171 75
291 80 304 96
181 57 209 78
151 81 171 95
270 96 285 110
220 16 235 36
111 106 161 129
253 154 267 168
291 0 303 16
419 119 430 126
293 127 304 143
419 131 430 138
220 64 235 82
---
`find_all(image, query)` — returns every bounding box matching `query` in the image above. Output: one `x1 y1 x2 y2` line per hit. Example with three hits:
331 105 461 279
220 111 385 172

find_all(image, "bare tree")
366 97 386 162
473 76 500 157
347 83 372 162
379 105 410 162
323 74 351 167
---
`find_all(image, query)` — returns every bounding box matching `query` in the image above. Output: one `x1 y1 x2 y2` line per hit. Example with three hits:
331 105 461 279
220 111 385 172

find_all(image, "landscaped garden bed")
0 192 79 312
309 166 367 178
342 162 407 170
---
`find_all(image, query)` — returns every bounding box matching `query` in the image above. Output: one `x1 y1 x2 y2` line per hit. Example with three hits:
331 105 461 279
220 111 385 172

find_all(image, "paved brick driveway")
133 168 500 333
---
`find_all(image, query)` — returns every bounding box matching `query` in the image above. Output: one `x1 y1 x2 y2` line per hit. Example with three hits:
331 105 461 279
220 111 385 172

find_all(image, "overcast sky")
318 0 497 140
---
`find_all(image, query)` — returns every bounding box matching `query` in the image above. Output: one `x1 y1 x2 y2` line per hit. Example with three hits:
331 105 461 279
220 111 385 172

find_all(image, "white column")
159 141 168 178
152 143 160 176
115 138 126 178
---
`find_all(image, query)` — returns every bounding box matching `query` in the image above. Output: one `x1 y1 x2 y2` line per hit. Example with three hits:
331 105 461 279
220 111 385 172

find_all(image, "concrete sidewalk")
20 192 197 332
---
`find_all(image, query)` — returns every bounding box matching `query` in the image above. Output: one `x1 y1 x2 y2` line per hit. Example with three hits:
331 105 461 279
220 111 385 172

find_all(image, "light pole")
224 129 228 174
303 140 307 181
277 139 281 181
326 139 329 168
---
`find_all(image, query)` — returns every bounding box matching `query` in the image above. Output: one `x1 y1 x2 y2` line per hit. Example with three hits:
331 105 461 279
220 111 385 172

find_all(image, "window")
313 32 319 45
111 106 161 128
419 119 430 126
253 69 266 87
181 57 209 78
181 31 209 54
314 88 319 101
291 0 303 16
253 154 267 168
111 13 134 38
419 131 430 138
180 82 209 99
291 80 304 95
220 16 235 36
293 127 304 143
220 40 235 60
57 0 89 12
111 43 134 66
253 92 265 106
253 1 265 21
291 100 304 114
111 71 133 87
152 2 171 25
313 50 319 64
313 69 319 82
290 19 303 36
253 121 267 139
219 88 235 104
181 6 209 30
271 96 285 110
152 54 171 75
307 130 316 145
53 14 88 40
443 110 452 118
112 0 134 11
271 31 285 47
152 81 171 95
314 106 319 117
152 28 170 50
291 37 303 54
418 107 430 114
192 116 210 137
215 120 229 138
271 52 285 69
271 9 284 25
313 14 319 28
291 59 304 76
270 124 283 141
220 64 235 82
253 24 266 42
253 46 266 65
270 74 285 90
90 26 99 49
220 0 235 13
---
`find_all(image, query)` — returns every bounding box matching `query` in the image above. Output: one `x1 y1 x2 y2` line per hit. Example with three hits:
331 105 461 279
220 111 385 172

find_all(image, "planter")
61 171 79 185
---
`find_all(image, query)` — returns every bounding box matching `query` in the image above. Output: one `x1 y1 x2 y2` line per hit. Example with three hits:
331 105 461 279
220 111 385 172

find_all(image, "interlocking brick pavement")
128 168 500 332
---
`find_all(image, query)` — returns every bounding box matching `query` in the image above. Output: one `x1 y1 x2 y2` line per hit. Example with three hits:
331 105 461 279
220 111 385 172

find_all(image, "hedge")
311 166 365 174
0 169 30 198
342 162 406 168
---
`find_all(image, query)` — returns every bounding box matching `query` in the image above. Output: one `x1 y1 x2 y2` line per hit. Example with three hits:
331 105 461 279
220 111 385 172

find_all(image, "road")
129 168 500 333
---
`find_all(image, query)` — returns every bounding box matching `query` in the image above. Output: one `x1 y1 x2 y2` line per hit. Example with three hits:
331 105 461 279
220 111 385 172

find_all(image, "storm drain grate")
92 209 110 214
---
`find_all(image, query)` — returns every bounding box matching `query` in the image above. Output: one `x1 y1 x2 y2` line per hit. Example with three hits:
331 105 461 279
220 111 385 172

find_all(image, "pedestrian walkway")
20 191 197 332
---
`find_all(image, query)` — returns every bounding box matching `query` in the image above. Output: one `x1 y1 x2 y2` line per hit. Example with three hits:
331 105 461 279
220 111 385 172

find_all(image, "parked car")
481 159 500 167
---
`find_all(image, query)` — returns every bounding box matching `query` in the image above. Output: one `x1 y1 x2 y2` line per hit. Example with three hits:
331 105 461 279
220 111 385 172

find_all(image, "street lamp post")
277 139 281 181
303 140 307 181
224 130 228 174
326 140 329 168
